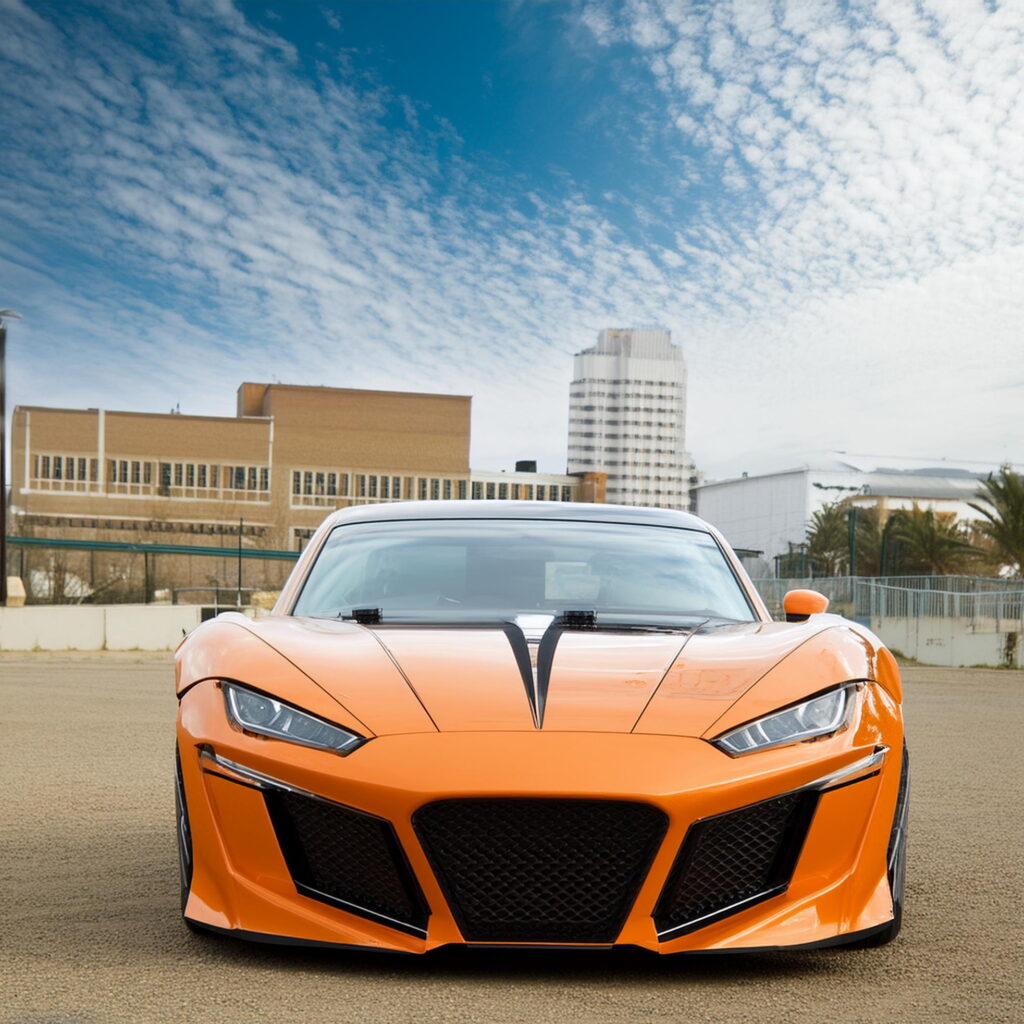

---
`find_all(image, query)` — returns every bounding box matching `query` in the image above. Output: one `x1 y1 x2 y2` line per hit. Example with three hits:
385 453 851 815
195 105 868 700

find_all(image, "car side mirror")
783 589 829 622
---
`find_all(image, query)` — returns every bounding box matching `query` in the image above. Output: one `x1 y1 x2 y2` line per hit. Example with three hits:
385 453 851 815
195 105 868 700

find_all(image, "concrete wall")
0 605 205 651
871 616 1023 668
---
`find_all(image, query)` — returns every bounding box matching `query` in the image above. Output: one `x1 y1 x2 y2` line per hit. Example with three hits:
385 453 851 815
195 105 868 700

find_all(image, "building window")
458 480 467 499
380 476 390 499
161 463 172 489
525 484 534 500
498 483 508 500
419 478 428 500
291 526 317 552
369 475 378 498
393 476 401 498
562 486 573 501
175 463 184 486
144 462 153 485
443 479 452 500
486 482 495 499
260 467 269 491
184 463 193 487
472 481 483 499
248 467 257 490
340 473 350 496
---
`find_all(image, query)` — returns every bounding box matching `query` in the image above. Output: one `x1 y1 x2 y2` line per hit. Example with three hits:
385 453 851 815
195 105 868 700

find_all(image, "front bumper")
177 680 903 953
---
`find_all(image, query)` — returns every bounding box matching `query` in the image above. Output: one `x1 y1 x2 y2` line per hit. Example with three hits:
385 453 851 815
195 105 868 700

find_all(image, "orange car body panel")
175 503 904 954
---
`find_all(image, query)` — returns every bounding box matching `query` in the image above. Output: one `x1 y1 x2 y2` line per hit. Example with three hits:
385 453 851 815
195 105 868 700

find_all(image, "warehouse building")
696 452 1002 564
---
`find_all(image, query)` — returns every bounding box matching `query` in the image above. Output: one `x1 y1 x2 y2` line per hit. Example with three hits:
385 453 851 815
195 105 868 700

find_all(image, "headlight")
712 684 856 756
222 682 365 755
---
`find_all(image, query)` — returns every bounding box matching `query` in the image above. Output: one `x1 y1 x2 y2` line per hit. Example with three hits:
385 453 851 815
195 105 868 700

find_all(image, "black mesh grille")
264 790 429 935
413 798 668 943
654 790 818 939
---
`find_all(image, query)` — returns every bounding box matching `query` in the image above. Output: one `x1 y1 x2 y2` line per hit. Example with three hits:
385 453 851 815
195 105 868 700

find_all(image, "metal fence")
7 536 298 605
754 575 1024 626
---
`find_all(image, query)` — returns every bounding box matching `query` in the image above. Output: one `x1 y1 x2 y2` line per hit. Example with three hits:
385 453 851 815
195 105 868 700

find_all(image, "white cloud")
576 0 1024 472
1 0 1022 484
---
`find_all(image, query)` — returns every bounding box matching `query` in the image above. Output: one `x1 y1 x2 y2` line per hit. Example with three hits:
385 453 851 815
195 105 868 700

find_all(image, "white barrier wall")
871 617 1023 668
0 605 205 651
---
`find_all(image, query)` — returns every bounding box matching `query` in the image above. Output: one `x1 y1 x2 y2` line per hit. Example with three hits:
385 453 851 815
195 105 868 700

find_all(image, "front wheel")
175 746 199 925
846 743 909 948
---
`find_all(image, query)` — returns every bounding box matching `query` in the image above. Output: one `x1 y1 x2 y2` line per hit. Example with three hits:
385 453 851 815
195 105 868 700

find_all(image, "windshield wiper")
347 607 382 624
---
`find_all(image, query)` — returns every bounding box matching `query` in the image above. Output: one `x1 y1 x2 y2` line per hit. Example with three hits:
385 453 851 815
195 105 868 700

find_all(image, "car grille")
413 798 668 943
264 789 429 936
653 790 819 940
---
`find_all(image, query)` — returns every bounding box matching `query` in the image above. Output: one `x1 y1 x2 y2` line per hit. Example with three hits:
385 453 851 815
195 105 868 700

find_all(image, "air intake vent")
413 798 667 943
265 790 429 936
653 790 818 940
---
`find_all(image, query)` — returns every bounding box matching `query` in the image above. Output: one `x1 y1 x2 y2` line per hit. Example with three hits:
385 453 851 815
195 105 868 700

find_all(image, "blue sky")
1 0 1022 478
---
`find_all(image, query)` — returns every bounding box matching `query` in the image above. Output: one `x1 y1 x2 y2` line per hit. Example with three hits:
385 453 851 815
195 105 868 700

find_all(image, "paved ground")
2 653 1022 1024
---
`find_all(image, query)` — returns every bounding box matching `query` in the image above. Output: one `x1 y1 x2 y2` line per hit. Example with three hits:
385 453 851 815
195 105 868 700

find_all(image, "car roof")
321 500 712 531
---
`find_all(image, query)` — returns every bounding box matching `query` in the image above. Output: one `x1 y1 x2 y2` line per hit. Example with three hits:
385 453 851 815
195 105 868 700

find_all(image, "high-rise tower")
567 327 698 510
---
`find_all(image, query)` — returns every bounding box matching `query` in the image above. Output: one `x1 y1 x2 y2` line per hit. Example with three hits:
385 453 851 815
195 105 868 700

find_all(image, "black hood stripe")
502 624 542 728
534 625 567 730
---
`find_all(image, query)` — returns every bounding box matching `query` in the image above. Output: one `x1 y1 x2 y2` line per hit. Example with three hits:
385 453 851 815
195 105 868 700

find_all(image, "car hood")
179 613 877 739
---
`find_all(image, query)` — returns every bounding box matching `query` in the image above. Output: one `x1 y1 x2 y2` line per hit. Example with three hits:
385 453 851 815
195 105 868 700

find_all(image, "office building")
567 327 698 510
11 383 606 551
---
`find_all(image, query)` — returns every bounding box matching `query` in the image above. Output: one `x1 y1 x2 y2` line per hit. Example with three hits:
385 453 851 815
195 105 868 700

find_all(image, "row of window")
292 471 460 503
32 455 270 493
570 447 685 457
292 469 575 505
19 513 268 537
34 455 99 482
572 406 681 414
30 454 579 507
572 379 682 387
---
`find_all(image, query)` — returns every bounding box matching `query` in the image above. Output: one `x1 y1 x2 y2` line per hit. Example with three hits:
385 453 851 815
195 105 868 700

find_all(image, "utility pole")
0 310 23 605
847 506 859 578
236 516 243 608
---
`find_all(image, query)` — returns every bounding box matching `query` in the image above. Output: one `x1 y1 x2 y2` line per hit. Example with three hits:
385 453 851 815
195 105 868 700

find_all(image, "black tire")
175 746 199 925
843 743 909 949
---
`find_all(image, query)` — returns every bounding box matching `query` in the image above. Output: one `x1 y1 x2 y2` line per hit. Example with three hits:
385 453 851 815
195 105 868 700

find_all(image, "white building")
567 327 698 510
696 452 1005 567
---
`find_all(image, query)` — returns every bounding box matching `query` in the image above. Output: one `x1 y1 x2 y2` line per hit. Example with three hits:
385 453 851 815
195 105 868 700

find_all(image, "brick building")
11 383 605 551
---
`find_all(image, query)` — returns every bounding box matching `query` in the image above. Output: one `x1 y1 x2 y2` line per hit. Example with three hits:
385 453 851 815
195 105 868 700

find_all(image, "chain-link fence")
754 575 1024 627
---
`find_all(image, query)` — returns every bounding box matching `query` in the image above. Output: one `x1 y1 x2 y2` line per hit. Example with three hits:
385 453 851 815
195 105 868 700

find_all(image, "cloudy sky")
1 0 1022 478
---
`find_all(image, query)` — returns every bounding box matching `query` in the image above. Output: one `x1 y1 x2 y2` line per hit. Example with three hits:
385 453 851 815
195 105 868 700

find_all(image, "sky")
1 0 1022 480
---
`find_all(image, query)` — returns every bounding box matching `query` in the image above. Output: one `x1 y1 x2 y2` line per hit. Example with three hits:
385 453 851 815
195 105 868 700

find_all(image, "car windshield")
292 518 755 623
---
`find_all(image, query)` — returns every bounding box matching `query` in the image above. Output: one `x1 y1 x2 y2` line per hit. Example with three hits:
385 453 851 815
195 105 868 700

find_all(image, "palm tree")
970 466 1024 577
886 505 976 575
805 501 848 576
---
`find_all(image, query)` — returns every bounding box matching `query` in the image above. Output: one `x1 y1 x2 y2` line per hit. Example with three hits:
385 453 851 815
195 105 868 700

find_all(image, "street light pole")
0 309 23 606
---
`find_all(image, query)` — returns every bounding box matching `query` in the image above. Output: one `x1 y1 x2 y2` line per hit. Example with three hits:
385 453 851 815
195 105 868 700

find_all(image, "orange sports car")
175 501 908 953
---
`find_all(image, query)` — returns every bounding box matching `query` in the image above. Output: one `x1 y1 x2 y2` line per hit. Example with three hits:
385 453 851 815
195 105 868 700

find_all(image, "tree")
850 505 884 576
886 505 976 575
970 466 1024 577
805 501 848 576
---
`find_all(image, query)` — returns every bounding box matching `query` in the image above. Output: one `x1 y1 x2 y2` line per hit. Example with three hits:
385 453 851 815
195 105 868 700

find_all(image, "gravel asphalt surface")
3 653 1022 1024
